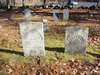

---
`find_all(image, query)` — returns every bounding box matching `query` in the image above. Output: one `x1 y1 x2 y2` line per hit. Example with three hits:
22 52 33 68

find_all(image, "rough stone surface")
43 19 49 32
53 10 60 21
63 9 69 21
19 22 45 56
65 26 89 54
23 8 33 21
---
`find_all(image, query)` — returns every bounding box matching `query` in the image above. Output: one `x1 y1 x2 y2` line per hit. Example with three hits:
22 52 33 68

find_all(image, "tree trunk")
44 0 46 4
6 0 9 9
22 0 25 7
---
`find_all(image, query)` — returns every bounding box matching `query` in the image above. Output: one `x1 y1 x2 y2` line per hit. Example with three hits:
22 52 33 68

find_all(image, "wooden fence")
0 0 43 7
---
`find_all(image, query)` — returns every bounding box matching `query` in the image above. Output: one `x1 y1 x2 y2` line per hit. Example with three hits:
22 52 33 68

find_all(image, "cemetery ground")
0 9 100 75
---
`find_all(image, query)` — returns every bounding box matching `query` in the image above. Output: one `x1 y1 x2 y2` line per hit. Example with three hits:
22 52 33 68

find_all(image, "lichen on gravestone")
65 26 89 54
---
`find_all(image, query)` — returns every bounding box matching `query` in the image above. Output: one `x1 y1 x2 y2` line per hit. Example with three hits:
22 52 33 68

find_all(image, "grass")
0 31 99 64
88 44 100 54
0 51 96 64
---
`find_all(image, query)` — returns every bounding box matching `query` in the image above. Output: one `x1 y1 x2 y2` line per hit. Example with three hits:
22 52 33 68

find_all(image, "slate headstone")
53 10 60 21
65 26 89 54
63 9 69 21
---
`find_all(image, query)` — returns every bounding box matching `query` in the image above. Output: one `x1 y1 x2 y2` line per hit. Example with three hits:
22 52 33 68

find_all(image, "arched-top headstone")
23 8 33 21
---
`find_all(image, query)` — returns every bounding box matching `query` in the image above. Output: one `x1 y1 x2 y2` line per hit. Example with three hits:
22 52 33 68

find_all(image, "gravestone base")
65 26 89 54
19 22 45 57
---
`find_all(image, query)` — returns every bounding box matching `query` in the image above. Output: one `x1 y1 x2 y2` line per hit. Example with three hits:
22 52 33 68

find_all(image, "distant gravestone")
19 9 45 56
43 19 49 32
23 8 33 21
65 26 89 54
53 10 59 21
63 9 69 21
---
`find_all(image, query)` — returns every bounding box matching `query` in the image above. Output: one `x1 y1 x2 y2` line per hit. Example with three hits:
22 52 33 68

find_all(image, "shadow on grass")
45 47 65 53
87 52 100 58
0 48 100 58
0 47 64 56
45 47 100 58
0 48 24 56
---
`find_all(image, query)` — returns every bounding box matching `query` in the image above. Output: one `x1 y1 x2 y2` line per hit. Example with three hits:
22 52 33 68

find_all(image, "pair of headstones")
53 9 69 21
20 21 89 56
19 9 89 57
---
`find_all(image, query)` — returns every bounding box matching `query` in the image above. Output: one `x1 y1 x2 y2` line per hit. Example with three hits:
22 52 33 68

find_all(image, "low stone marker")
19 9 45 56
65 26 89 54
43 19 49 32
63 9 69 21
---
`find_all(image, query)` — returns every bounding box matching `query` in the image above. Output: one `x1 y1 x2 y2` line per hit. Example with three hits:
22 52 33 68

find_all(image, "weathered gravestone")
65 26 89 54
19 9 45 56
53 10 60 21
63 9 69 21
43 19 49 32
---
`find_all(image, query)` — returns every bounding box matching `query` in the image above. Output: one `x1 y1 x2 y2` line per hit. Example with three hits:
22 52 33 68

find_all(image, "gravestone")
63 9 69 21
23 8 33 21
53 10 60 21
65 26 89 54
43 19 49 32
19 9 45 56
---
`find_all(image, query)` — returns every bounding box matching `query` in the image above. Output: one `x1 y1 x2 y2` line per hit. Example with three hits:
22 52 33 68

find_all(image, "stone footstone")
43 19 49 32
65 26 89 54
19 22 45 56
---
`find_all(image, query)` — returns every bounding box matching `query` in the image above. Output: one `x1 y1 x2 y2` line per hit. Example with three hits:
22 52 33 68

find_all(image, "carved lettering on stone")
19 22 45 56
65 26 89 54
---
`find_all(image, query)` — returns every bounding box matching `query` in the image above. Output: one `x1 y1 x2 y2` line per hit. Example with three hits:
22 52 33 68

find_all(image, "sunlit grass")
0 32 98 64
